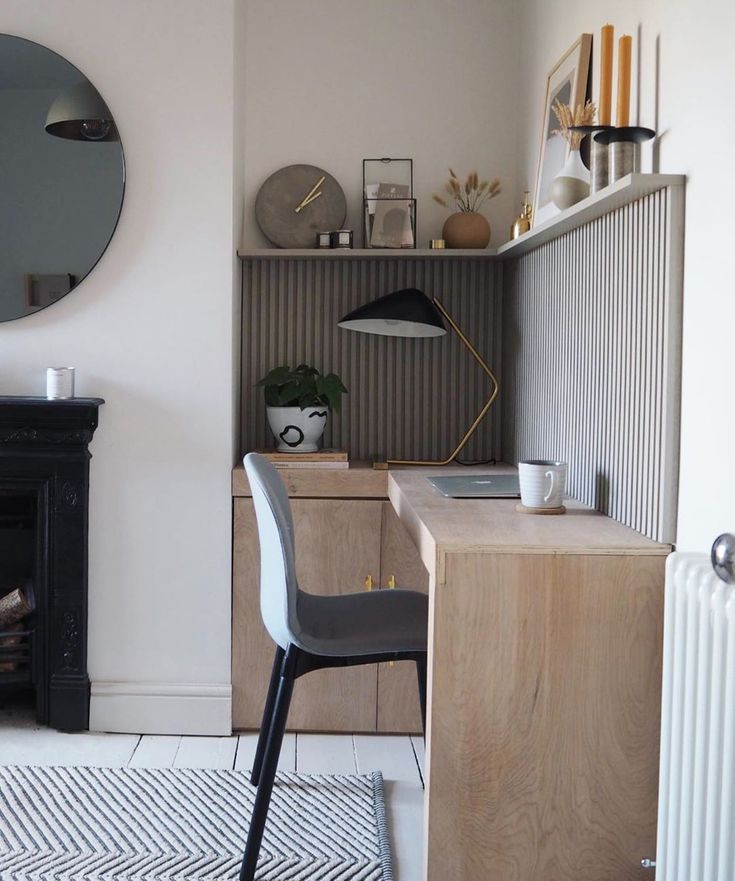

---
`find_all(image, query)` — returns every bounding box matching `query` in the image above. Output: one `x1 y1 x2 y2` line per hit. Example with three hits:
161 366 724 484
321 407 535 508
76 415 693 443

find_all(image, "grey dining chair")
239 452 428 881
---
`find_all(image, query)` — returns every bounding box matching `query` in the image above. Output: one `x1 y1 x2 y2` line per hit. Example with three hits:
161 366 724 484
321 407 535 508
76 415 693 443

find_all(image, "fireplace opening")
0 494 38 706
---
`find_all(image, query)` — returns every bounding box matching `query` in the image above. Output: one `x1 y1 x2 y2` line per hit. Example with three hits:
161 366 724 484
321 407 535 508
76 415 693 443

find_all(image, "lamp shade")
338 288 446 338
45 80 118 142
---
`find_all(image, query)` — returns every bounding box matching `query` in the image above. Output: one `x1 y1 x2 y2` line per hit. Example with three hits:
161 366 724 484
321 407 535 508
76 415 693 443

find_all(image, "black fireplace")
0 397 103 730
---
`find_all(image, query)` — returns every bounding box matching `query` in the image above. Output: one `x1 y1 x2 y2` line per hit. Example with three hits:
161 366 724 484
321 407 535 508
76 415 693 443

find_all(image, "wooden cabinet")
232 476 429 733
376 503 429 732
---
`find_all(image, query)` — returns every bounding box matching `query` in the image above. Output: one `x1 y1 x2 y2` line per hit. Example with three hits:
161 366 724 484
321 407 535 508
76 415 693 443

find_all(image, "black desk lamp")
338 288 499 467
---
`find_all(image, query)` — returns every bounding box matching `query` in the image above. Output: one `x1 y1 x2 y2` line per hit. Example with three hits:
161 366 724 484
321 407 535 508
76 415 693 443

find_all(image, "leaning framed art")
532 34 592 227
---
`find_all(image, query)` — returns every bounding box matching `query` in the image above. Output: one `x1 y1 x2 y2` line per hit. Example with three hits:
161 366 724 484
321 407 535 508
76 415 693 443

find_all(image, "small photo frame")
532 34 592 227
362 158 416 248
24 273 75 310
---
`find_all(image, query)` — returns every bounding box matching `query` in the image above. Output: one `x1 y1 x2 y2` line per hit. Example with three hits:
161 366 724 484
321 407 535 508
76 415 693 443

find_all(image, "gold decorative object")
510 191 533 240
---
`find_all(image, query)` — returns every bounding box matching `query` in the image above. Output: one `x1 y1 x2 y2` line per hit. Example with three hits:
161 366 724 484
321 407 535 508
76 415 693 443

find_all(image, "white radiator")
654 550 735 879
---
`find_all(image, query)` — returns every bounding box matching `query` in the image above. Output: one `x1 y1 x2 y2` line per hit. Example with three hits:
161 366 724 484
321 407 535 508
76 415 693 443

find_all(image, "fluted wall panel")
241 257 502 462
502 187 683 542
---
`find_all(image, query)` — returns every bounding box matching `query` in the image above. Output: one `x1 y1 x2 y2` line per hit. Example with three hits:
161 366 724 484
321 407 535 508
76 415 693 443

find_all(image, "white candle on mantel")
46 367 75 399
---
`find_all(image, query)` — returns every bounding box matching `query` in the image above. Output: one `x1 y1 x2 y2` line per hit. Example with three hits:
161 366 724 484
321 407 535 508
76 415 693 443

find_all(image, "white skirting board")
89 681 232 735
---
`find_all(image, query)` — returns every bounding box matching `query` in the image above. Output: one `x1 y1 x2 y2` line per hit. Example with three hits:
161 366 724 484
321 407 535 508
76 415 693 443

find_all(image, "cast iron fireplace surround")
0 396 103 730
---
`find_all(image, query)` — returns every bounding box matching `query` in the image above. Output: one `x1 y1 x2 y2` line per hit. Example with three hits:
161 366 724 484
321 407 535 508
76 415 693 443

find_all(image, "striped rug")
0 765 392 880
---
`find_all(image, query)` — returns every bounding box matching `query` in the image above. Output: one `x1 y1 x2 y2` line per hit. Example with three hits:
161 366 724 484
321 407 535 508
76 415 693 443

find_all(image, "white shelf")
238 175 685 263
495 173 686 259
238 246 498 259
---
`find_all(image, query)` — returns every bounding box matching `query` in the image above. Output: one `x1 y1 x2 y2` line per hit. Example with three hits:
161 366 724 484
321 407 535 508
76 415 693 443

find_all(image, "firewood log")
0 585 34 628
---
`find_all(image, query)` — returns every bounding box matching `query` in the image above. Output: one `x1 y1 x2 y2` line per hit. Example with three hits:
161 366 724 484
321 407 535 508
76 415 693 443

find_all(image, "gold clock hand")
300 190 323 209
294 175 325 213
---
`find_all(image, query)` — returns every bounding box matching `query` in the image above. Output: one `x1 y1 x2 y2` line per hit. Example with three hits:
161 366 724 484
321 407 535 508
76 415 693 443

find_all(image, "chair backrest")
243 453 300 650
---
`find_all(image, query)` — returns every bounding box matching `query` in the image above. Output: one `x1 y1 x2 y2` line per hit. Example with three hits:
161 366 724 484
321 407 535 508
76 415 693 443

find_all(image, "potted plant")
256 364 348 452
433 169 500 248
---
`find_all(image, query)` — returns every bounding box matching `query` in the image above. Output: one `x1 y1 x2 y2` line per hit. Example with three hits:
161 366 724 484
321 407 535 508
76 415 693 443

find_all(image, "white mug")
518 460 567 508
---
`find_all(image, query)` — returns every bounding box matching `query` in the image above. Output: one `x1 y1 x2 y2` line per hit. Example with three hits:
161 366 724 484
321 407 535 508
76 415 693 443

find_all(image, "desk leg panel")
425 551 664 881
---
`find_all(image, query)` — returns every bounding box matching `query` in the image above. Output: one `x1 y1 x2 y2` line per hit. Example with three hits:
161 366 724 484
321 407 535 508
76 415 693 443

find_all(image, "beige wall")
240 0 520 249
0 1 237 733
517 0 735 551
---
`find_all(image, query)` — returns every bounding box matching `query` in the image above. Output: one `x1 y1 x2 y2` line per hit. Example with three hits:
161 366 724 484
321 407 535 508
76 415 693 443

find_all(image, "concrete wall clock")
255 164 347 248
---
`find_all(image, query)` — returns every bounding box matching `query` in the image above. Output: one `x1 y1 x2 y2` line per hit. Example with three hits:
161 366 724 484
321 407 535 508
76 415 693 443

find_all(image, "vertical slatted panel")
241 257 501 462
502 188 682 542
656 554 735 881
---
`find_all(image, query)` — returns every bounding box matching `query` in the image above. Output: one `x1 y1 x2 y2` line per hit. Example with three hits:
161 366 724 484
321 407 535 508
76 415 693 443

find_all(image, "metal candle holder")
593 126 656 183
570 125 615 193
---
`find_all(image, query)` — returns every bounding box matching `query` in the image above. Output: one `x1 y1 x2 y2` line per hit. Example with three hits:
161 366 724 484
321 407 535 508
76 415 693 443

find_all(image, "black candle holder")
570 125 615 192
593 126 655 183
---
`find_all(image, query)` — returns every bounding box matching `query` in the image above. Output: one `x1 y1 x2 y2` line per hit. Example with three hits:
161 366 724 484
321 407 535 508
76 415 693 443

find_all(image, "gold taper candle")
616 34 632 127
599 24 614 125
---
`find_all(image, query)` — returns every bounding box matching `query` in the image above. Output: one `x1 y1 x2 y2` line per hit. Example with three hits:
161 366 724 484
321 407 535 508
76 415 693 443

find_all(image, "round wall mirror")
0 34 125 323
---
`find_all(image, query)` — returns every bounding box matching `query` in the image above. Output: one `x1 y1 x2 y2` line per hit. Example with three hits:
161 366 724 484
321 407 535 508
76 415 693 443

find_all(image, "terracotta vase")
442 212 490 249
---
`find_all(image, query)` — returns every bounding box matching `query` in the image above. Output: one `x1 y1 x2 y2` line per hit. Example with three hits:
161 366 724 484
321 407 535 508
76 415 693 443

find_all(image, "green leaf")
277 381 302 406
295 363 319 377
298 393 320 409
256 365 291 387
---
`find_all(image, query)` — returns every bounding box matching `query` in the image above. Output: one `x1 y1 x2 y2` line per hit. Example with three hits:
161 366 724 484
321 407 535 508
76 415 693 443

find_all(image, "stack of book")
256 449 349 470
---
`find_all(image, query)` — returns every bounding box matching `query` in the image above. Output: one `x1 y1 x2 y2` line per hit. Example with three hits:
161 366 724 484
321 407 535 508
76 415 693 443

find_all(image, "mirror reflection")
0 34 125 322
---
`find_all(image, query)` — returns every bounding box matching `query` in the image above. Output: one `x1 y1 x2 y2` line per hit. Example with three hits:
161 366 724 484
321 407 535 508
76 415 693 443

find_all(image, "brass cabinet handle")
364 574 373 592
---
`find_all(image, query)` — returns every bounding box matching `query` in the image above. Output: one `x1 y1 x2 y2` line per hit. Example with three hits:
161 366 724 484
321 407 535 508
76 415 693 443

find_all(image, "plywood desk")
388 468 670 881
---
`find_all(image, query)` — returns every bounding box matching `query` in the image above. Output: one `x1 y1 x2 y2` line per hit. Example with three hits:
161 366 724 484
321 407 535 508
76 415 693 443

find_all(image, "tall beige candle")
599 24 614 125
616 34 632 127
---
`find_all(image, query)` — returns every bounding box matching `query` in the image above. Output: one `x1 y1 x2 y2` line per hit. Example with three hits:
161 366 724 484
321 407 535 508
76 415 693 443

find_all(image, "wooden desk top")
388 467 671 567
233 461 670 557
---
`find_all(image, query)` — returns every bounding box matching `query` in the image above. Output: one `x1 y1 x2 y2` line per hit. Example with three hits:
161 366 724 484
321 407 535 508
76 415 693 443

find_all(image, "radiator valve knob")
712 533 735 584
641 858 656 869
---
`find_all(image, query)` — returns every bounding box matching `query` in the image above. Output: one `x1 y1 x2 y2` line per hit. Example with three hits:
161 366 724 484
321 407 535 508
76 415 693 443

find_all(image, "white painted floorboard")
354 735 422 784
234 732 296 773
0 727 140 767
128 735 180 768
173 736 239 769
296 733 357 775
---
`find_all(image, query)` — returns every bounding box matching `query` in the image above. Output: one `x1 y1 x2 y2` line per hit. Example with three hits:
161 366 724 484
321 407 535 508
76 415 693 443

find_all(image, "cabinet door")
376 501 430 733
232 497 383 732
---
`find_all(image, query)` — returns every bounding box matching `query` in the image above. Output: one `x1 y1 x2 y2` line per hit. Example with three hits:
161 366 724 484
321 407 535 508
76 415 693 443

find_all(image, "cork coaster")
515 503 567 515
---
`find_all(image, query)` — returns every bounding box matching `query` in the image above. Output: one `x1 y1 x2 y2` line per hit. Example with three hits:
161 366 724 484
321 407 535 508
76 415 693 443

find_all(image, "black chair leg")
250 645 285 786
239 646 298 881
416 656 427 736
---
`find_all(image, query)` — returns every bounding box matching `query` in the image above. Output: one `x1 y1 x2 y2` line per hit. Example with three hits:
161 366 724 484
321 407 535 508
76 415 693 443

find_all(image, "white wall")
0 0 237 734
517 0 735 552
240 0 520 250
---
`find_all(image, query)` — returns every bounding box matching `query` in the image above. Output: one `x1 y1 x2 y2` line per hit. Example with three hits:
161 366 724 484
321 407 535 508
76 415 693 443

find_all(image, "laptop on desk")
428 474 521 498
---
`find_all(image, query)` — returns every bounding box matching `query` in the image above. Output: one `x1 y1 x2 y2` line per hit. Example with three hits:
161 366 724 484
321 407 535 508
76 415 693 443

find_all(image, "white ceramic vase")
266 406 328 452
551 149 590 210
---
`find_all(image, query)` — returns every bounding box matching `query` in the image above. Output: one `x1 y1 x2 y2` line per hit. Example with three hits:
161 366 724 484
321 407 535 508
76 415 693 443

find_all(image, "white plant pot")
266 406 328 452
551 148 590 210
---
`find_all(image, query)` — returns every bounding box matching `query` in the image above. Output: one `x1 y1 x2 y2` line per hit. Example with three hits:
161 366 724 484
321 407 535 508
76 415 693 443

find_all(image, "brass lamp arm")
385 296 499 467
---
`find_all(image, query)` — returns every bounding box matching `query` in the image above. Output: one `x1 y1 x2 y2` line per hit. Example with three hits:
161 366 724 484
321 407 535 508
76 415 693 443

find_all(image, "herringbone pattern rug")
0 765 392 880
